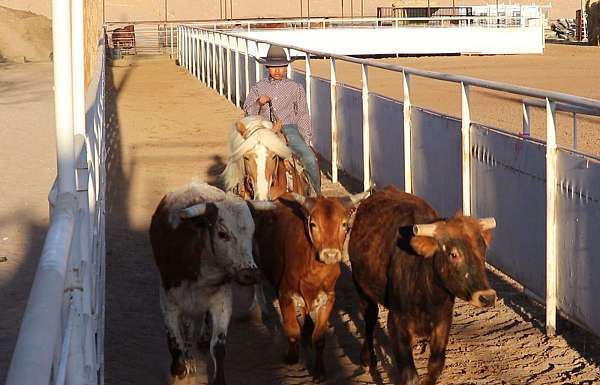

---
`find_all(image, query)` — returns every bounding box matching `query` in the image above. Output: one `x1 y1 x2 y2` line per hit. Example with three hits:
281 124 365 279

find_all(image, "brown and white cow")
253 192 367 382
149 181 274 385
348 186 497 385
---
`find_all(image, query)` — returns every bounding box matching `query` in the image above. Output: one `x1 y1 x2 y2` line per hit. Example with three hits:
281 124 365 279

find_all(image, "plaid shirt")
243 77 312 145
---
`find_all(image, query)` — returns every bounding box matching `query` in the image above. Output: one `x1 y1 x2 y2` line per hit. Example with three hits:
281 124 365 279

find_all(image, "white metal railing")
177 24 600 338
192 14 544 30
104 13 546 59
5 15 106 385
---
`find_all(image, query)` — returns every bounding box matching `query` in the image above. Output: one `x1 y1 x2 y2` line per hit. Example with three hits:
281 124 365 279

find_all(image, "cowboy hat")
257 44 295 67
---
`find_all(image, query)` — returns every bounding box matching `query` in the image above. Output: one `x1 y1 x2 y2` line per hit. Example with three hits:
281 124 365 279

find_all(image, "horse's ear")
236 120 247 136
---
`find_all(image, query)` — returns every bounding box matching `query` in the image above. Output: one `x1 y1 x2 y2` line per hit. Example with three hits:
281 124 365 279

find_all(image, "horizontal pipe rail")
5 193 78 385
523 98 600 116
186 27 600 114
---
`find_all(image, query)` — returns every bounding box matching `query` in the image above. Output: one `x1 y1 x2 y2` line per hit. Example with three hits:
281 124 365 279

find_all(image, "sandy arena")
103 56 600 385
2 41 600 384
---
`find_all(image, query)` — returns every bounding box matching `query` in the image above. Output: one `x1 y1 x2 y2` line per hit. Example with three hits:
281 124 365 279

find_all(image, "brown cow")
348 186 497 385
253 192 367 381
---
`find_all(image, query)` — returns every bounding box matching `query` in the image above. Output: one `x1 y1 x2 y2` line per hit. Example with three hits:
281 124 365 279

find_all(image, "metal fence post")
522 102 531 136
196 30 201 80
180 26 184 68
201 30 206 83
305 52 312 117
226 35 232 102
361 63 371 192
546 98 558 337
181 27 185 69
191 30 197 77
212 32 217 90
177 26 181 65
170 23 174 59
187 27 191 72
207 31 212 87
461 82 472 216
255 41 261 81
186 27 190 72
219 33 224 96
286 48 292 79
245 38 250 96
330 57 339 183
403 71 412 193
235 37 241 107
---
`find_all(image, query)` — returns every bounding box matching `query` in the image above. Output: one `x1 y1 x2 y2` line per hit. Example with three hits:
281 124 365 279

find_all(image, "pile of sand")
0 5 52 63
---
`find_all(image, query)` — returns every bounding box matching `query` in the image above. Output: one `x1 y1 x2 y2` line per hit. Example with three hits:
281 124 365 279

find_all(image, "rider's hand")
258 95 271 106
273 120 283 133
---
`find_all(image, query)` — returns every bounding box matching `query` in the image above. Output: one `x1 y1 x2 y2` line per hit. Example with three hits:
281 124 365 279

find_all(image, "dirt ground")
0 62 56 381
294 44 600 157
104 56 600 385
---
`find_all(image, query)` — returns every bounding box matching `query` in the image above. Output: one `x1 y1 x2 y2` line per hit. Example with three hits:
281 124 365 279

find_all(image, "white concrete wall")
240 25 544 56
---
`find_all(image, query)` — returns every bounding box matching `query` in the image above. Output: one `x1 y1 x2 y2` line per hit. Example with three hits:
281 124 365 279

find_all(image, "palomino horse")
221 115 312 200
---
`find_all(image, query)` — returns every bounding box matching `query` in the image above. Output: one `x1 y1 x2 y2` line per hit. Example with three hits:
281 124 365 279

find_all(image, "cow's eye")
342 221 349 231
218 230 230 240
310 221 317 229
450 250 460 260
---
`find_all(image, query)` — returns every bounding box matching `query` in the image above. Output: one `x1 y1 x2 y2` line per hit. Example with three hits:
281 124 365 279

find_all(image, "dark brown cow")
348 186 497 385
253 192 366 381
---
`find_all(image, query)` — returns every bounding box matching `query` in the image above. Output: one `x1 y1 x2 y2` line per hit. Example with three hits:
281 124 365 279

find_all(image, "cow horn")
479 217 496 230
249 200 277 211
413 223 439 237
179 203 207 218
287 192 306 205
350 191 370 204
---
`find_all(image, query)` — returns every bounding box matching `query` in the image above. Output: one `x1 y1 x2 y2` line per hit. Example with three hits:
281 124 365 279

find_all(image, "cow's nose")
319 249 342 264
235 267 262 286
471 289 497 308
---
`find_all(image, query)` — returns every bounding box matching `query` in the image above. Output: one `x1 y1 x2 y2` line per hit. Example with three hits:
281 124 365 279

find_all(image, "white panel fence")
5 24 106 385
177 24 600 339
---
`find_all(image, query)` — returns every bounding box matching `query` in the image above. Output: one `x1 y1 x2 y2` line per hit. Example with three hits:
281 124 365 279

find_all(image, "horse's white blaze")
255 144 269 200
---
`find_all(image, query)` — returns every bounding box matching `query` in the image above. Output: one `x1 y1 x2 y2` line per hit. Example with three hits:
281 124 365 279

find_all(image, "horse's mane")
221 116 292 191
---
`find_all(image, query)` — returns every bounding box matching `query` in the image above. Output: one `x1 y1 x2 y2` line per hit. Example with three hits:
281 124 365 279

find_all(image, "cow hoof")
171 361 187 379
185 358 198 374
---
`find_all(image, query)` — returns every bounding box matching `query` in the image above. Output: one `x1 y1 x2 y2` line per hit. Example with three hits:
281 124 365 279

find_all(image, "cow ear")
481 229 494 248
236 120 247 136
280 193 315 218
410 236 438 258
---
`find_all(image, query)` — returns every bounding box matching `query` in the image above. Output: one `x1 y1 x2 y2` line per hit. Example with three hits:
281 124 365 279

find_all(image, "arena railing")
177 24 600 338
104 13 544 58
5 9 106 385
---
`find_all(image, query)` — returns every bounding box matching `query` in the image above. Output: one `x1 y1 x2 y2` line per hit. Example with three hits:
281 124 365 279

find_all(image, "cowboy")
243 44 321 194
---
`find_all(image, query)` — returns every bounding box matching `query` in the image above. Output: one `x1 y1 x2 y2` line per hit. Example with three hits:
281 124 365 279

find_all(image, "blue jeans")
282 124 321 194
